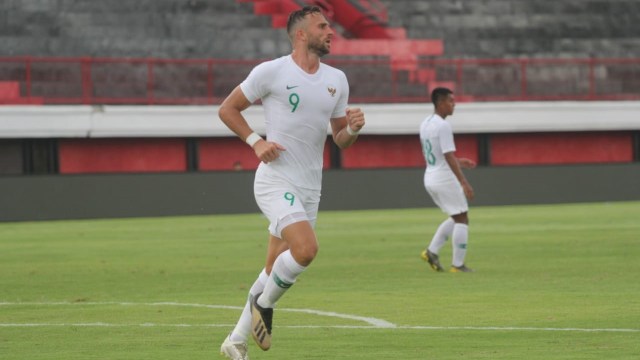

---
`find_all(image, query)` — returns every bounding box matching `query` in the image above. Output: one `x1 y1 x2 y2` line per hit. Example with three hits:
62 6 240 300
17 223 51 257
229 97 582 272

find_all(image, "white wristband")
346 125 359 136
245 132 262 147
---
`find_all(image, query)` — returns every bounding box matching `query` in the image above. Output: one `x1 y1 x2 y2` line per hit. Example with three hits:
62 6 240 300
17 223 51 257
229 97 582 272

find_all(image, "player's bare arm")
331 107 365 149
458 158 477 169
444 152 475 200
218 85 285 163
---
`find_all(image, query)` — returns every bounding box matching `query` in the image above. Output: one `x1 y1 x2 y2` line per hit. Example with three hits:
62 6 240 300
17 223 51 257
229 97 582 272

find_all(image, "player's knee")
291 240 318 266
452 212 469 224
281 220 318 265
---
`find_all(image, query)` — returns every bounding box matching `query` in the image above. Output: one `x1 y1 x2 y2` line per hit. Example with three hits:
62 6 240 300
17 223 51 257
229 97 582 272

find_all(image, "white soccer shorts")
254 172 320 239
425 179 469 216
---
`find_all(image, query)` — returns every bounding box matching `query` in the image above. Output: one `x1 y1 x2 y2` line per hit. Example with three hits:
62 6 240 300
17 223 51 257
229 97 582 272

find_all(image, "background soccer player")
217 6 365 360
419 87 476 273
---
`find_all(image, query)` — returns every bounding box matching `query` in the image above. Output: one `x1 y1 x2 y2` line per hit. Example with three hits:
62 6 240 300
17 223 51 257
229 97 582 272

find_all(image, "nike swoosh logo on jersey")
286 85 299 90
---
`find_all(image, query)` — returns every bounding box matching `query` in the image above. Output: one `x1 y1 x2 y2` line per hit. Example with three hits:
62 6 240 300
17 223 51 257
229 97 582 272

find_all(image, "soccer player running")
218 6 365 360
419 87 476 273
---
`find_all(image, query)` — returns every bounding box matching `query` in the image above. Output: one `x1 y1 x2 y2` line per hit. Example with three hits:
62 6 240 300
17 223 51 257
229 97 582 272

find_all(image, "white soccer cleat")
220 334 249 360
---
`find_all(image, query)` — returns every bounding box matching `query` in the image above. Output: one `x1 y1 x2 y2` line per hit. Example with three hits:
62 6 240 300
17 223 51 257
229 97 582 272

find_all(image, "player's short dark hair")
431 87 453 107
287 6 323 36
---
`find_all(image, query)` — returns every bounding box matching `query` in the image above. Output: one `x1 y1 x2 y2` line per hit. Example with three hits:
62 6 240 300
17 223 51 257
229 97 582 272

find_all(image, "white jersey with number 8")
420 113 457 185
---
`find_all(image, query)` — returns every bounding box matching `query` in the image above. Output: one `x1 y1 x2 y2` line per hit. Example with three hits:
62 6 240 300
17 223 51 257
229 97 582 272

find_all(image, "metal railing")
1 56 638 104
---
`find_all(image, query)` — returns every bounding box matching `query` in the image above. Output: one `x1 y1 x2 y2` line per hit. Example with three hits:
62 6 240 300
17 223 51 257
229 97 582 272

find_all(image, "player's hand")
346 107 365 133
462 181 475 201
253 140 285 163
459 158 477 169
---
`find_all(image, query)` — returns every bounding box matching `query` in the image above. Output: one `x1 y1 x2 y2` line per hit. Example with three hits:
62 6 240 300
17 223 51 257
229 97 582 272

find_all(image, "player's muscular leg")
281 221 318 266
451 212 469 225
265 235 289 274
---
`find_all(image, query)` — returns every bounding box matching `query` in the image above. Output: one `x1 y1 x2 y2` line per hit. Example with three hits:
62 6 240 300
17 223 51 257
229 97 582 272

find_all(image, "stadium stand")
380 0 640 58
0 0 283 59
1 0 639 104
3 0 639 59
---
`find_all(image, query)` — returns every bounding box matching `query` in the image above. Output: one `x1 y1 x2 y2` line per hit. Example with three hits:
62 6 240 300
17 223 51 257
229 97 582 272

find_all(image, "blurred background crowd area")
1 0 639 104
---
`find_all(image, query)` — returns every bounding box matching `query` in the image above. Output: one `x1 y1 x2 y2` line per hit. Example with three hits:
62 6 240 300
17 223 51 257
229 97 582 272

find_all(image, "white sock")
229 269 268 342
451 224 469 267
257 250 306 309
428 218 454 254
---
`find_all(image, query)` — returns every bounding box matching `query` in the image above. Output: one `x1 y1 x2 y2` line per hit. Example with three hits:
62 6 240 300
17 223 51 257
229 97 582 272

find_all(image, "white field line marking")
1 302 638 333
397 325 640 333
1 323 638 333
0 301 396 328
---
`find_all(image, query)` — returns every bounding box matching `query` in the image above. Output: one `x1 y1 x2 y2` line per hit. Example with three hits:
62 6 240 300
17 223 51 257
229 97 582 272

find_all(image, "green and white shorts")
254 168 320 239
425 178 468 216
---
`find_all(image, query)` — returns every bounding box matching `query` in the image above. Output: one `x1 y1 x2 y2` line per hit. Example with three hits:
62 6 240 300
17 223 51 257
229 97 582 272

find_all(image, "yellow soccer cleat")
450 264 474 273
421 249 444 272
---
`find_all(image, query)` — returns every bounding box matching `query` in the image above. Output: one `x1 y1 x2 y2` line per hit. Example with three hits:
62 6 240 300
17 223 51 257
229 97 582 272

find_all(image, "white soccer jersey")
420 114 457 184
241 55 349 190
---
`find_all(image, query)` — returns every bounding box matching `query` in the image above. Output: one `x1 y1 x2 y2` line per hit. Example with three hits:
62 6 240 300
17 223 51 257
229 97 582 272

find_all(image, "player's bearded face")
308 33 330 57
304 14 332 57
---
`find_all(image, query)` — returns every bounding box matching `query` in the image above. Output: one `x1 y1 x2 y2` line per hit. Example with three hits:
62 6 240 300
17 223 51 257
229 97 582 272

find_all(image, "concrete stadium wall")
1 102 638 221
4 102 640 138
1 163 638 222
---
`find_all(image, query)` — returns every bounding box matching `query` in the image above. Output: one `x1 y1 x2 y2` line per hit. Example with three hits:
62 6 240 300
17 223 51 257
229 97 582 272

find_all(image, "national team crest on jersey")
327 86 336 97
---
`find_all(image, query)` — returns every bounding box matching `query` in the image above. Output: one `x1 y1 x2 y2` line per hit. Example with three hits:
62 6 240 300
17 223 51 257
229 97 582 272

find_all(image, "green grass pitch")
1 201 639 359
